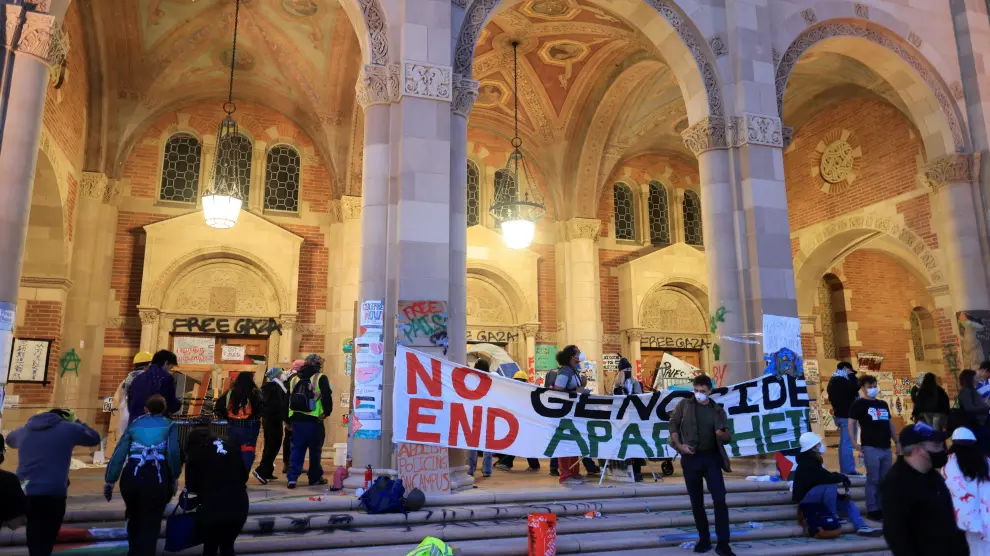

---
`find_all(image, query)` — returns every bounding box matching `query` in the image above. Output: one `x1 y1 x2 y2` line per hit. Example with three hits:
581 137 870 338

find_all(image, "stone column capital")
279 313 298 331
402 60 452 102
520 323 540 338
625 328 645 342
355 63 401 109
728 113 784 148
11 11 68 70
80 172 119 205
451 73 479 119
921 152 982 192
341 195 362 220
681 116 728 156
562 217 602 242
137 307 160 326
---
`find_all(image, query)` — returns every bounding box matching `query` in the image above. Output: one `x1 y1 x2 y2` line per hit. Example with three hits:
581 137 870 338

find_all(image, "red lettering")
406 398 442 443
406 352 442 397
452 366 492 400
485 407 519 451
448 403 482 447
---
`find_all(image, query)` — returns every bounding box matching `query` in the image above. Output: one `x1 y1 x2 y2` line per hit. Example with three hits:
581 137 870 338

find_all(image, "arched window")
492 168 517 222
263 145 301 212
820 274 850 359
648 181 671 244
159 133 202 203
613 183 635 241
213 132 253 199
682 189 703 246
466 161 480 227
910 307 936 362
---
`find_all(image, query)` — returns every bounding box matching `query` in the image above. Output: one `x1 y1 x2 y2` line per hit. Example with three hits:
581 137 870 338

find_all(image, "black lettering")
762 376 787 411
656 391 692 420
616 391 662 420
727 380 762 415
172 318 189 332
200 318 215 332
787 375 810 408
574 394 613 420
234 319 250 334
531 388 575 418
266 318 282 335
216 318 230 333
187 317 203 332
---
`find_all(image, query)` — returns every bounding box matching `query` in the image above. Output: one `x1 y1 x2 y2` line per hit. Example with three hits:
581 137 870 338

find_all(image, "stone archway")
337 0 390 66
466 266 532 364
22 150 69 280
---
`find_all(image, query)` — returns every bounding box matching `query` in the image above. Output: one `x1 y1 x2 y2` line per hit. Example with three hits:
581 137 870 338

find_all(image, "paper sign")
535 344 557 371
0 302 14 331
221 345 246 362
3 394 19 408
763 314 803 355
602 354 621 372
174 336 216 365
804 360 819 384
8 339 52 383
360 300 384 328
397 443 451 494
103 396 114 413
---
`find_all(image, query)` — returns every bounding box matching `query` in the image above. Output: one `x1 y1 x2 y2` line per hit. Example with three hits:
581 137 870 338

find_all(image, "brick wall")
533 243 556 336
42 3 88 170
284 224 328 353
599 250 637 353
785 99 925 232
8 301 64 407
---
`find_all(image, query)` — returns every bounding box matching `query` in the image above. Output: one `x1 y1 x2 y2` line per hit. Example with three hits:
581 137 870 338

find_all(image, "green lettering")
587 421 612 458
618 424 654 459
543 418 589 457
727 415 765 456
762 412 790 453
651 422 671 457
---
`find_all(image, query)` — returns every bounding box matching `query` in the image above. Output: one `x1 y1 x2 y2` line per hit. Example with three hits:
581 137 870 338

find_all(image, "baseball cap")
899 421 948 448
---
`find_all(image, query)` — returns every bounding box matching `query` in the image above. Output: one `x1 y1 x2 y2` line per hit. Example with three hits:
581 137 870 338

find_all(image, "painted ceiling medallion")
281 0 318 17
219 48 255 72
538 39 594 89
522 0 579 20
811 129 863 194
475 80 509 108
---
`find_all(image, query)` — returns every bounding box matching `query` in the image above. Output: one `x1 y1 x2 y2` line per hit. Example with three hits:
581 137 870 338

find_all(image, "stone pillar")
448 73 478 367
625 328 644 383
521 324 539 382
60 173 119 424
922 154 990 315
137 307 160 353
556 218 604 390
0 5 69 386
278 313 298 364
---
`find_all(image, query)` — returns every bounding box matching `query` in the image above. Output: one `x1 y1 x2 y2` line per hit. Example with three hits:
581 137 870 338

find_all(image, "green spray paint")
710 306 728 361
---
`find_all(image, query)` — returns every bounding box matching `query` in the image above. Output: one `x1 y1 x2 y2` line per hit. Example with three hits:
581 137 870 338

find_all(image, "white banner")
394 346 810 460
652 352 700 390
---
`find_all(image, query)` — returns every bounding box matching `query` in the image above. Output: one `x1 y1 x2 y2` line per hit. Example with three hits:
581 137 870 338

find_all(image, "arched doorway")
635 284 710 390
466 272 523 365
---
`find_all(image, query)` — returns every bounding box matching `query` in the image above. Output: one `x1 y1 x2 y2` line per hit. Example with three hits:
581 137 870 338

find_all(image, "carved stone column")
137 307 161 353
0 4 69 388
556 218 604 390
279 313 298 365
625 329 644 383
922 153 990 314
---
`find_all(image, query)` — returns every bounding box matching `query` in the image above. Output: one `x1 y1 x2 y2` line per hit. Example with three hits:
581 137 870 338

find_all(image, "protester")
942 427 990 555
791 432 880 536
112 351 153 439
0 434 28 532
881 422 967 555
286 358 333 488
468 359 494 478
669 375 734 556
254 367 287 484
849 373 899 521
496 370 541 472
912 372 950 430
551 345 590 485
545 348 600 479
978 361 990 399
127 349 181 425
104 395 180 556
185 427 249 556
827 361 861 475
617 358 645 482
959 369 990 454
215 371 264 473
7 408 101 556
281 360 305 473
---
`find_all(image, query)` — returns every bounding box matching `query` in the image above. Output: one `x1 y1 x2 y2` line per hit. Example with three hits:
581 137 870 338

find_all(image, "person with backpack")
184 427 249 556
104 395 181 556
791 432 880 537
280 360 304 474
215 371 264 473
253 367 288 484
616 358 645 482
286 358 333 488
545 350 600 479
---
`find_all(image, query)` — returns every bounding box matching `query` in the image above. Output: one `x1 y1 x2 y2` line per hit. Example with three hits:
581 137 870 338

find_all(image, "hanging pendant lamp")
202 0 245 229
489 41 545 249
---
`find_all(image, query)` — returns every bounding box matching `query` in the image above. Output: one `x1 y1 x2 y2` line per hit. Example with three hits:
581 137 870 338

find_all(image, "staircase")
0 479 891 555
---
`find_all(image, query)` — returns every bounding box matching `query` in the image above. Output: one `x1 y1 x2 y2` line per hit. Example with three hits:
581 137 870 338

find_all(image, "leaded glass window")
683 189 703 246
613 183 635 240
648 181 671 244
213 132 252 200
910 310 926 362
467 161 480 226
263 145 300 212
159 134 202 203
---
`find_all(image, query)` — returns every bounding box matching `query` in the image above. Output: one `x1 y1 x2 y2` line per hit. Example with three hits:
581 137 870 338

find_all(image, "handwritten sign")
397 300 448 348
804 360 819 384
174 336 216 365
396 442 451 494
103 396 114 413
360 300 384 328
762 315 802 355
602 354 621 372
172 317 281 335
652 352 700 389
221 345 246 362
7 338 52 383
535 344 557 371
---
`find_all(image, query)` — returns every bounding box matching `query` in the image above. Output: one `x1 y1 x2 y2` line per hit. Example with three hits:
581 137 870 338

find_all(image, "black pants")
282 425 293 471
26 495 66 556
681 450 729 547
256 419 284 478
201 518 246 556
120 462 172 556
498 455 540 469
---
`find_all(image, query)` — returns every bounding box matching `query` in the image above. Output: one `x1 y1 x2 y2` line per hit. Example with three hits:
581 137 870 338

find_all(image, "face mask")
866 387 879 398
578 352 587 363
694 392 708 403
818 444 827 454
928 449 948 469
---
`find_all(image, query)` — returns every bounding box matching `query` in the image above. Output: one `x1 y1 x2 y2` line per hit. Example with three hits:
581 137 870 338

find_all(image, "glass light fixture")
489 41 545 249
202 0 244 229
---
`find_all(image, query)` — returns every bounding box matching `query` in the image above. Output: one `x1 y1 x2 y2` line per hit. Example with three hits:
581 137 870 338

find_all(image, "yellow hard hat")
513 370 530 381
133 351 153 365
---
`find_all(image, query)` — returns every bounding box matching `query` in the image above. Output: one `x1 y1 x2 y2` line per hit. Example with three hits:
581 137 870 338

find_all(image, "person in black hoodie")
253 367 287 485
911 372 950 430
184 427 249 556
214 371 264 473
791 432 880 536
826 362 861 475
0 434 27 532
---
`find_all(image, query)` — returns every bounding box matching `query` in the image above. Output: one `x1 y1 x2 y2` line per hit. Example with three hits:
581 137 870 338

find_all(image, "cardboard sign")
221 345 246 361
103 396 114 413
360 300 384 328
7 339 52 383
396 442 451 494
174 336 215 365
804 360 820 384
535 344 557 371
763 314 802 355
602 354 621 372
652 352 699 390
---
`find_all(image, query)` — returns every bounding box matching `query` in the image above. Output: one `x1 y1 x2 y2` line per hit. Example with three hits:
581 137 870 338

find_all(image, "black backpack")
289 376 317 413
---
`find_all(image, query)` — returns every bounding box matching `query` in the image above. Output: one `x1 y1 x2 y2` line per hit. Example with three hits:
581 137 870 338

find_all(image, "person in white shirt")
942 427 990 556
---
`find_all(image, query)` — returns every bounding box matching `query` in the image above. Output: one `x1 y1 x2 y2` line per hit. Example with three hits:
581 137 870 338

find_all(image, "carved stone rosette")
922 153 982 192
681 116 728 156
14 11 68 70
451 73 479 119
138 308 161 326
341 196 362 220
355 64 400 109
403 61 452 101
564 218 602 242
520 324 540 338
280 314 298 331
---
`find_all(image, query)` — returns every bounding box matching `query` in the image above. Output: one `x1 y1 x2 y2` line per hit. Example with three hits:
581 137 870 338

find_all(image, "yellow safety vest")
287 374 323 419
405 537 452 556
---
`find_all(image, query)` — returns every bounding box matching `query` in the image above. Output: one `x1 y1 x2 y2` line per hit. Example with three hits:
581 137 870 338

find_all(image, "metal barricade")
172 416 228 455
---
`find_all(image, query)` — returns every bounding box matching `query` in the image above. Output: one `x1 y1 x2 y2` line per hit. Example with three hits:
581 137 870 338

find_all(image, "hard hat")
512 370 529 381
799 431 823 453
133 351 153 365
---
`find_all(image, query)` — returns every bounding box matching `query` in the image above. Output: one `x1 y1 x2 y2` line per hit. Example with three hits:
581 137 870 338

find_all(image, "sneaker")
857 526 883 537
846 471 865 476
526 466 540 472
287 482 297 489
483 473 491 478
586 465 601 475
495 462 512 472
252 470 269 485
267 475 280 482
714 545 736 556
549 469 560 477
867 510 883 521
693 541 712 553
309 477 329 486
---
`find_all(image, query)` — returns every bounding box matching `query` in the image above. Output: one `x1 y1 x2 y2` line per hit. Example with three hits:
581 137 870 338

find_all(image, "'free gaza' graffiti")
172 317 282 335
641 336 711 349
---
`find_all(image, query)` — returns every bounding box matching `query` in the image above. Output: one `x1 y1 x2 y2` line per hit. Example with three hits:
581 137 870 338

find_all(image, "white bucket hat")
799 431 823 453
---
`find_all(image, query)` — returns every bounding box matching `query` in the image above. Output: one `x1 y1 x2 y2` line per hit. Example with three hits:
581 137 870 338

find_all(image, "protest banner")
763 314 802 356
394 346 810 460
652 352 699 390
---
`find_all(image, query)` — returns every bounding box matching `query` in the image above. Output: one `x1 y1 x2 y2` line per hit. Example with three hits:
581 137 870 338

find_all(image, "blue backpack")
359 476 406 514
798 502 842 539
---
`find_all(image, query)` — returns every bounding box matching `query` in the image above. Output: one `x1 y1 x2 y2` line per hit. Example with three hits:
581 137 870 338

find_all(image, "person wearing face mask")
614 358 645 482
848 374 900 521
827 362 861 475
552 345 591 485
958 370 990 455
942 427 990 555
669 375 734 556
881 422 967 556
791 432 881 536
